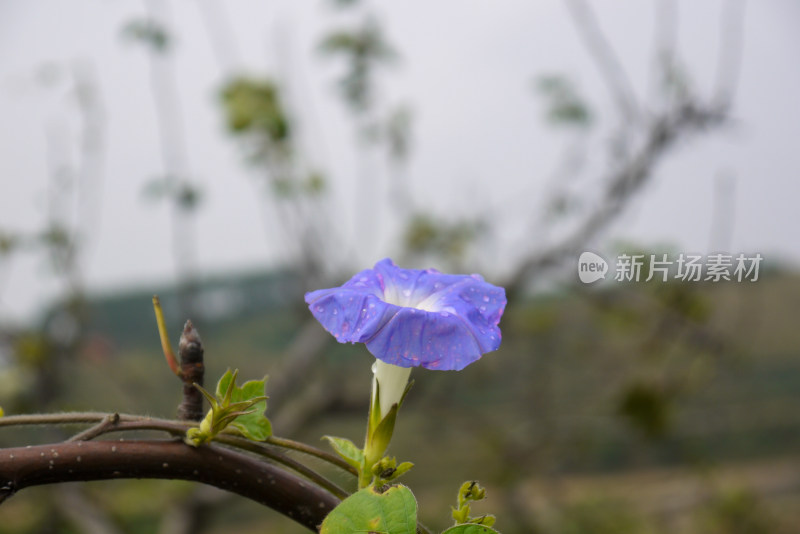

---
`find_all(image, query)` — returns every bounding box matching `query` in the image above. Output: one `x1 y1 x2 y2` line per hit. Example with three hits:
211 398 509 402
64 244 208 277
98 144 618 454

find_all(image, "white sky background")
0 1 799 323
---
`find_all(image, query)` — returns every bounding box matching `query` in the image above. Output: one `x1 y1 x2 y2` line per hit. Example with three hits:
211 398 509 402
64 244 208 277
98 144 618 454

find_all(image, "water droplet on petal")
482 295 490 302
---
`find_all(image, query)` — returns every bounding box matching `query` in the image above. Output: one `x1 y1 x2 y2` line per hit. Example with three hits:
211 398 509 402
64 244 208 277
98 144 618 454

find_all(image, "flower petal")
305 289 395 344
304 258 506 371
366 307 484 370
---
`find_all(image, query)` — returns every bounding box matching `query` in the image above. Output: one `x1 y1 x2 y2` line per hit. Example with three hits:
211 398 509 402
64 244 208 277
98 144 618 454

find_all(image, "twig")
66 413 120 442
713 0 747 108
214 435 350 500
267 435 357 476
55 484 125 534
0 440 339 531
0 412 188 432
177 320 205 421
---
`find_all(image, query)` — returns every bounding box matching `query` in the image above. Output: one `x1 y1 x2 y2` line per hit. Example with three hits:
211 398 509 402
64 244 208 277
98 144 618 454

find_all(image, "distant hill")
40 268 301 350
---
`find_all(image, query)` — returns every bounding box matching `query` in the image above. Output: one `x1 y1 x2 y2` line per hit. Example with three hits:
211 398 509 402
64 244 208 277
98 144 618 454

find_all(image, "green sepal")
458 481 487 506
369 377 383 431
319 484 417 534
452 505 470 525
370 457 414 485
322 435 364 470
469 515 497 527
398 378 414 406
369 402 399 460
393 461 414 480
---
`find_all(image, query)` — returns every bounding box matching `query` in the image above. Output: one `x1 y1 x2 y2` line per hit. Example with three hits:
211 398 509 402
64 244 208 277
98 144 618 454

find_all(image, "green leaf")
213 369 271 441
215 369 236 399
225 375 271 441
441 525 501 534
230 414 271 441
322 436 364 470
320 485 417 534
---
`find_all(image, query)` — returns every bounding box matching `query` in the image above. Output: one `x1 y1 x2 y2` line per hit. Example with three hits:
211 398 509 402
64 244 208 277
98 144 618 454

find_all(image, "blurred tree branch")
504 1 744 297
564 0 641 123
128 0 202 319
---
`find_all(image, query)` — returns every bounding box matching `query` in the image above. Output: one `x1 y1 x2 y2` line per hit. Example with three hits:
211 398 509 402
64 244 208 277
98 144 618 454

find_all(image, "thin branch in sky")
195 0 243 72
713 0 747 109
142 0 200 318
648 0 679 107
564 0 642 123
72 61 107 265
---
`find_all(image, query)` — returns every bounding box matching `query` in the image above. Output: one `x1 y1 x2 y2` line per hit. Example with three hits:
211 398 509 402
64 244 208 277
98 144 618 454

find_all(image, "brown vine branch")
0 440 338 532
0 412 355 497
0 413 354 474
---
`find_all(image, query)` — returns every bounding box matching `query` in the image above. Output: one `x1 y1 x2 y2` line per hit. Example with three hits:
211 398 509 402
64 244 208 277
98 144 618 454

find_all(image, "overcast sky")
1 0 799 323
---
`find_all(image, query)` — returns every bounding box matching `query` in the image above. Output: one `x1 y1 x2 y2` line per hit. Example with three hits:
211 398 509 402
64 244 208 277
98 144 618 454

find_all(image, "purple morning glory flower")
304 258 506 371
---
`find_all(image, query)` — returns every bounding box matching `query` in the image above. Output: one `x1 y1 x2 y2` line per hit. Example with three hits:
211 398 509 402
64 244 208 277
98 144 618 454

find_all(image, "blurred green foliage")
404 214 486 267
122 18 171 52
319 17 395 114
221 77 290 145
697 488 778 534
556 499 652 534
617 381 672 439
535 75 593 127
